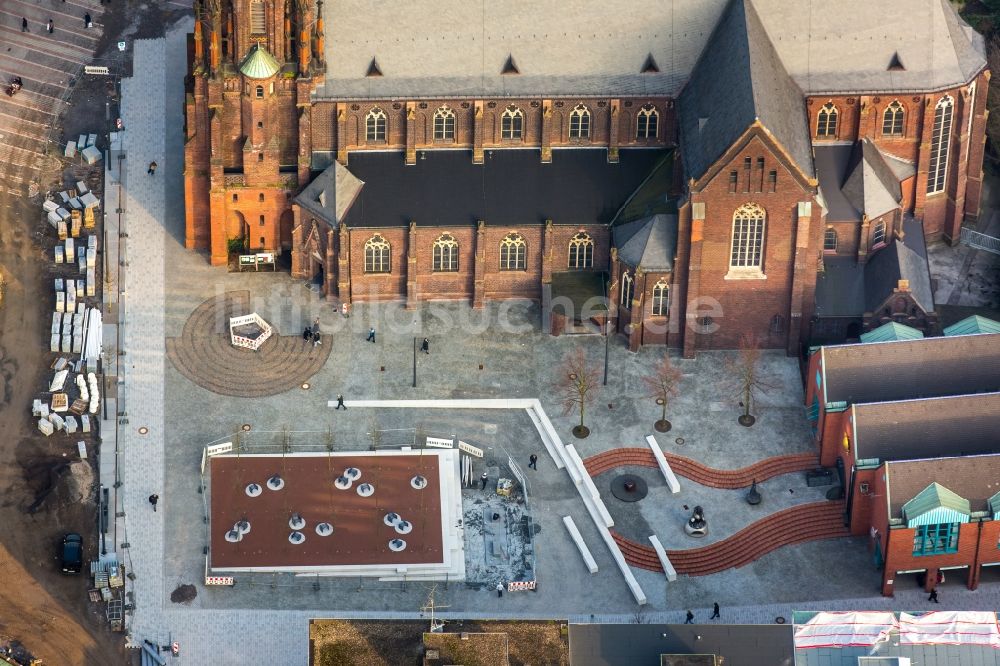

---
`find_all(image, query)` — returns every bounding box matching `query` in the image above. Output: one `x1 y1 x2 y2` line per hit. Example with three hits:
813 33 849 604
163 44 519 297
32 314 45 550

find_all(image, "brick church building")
183 0 988 356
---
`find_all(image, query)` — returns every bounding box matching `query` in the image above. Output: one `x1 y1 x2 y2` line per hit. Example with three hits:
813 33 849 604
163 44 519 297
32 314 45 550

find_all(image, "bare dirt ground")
0 2 190 664
309 620 569 666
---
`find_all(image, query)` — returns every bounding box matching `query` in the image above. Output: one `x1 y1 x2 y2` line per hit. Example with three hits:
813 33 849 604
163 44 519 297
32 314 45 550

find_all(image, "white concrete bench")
648 535 678 582
646 435 680 494
563 516 599 574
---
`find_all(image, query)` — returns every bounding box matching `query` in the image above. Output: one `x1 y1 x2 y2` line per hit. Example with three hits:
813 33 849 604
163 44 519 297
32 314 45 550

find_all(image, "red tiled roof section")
611 501 849 575
821 333 1000 405
582 448 818 488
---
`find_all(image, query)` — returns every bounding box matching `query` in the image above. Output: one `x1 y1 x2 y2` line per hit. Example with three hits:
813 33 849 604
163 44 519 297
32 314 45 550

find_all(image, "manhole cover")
610 474 648 502
241 424 251 432
138 427 148 435
301 382 310 390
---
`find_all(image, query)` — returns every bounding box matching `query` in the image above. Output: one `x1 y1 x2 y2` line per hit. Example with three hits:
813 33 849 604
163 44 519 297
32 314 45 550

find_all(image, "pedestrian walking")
84 13 92 28
22 17 28 32
420 338 429 354
480 471 489 490
496 582 504 598
366 327 375 343
148 494 159 512
335 394 346 410
147 161 157 175
928 588 939 603
528 454 538 470
47 19 54 34
684 610 694 624
312 318 321 347
710 602 720 619
302 325 312 345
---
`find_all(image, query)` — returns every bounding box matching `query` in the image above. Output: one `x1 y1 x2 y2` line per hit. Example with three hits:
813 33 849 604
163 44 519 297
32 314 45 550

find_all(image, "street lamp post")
412 337 417 388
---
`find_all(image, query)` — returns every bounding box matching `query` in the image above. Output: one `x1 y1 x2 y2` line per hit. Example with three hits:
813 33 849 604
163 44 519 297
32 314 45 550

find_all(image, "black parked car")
60 533 83 574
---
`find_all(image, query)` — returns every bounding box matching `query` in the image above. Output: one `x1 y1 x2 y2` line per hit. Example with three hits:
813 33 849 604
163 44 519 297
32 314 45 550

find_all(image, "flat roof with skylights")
207 450 465 580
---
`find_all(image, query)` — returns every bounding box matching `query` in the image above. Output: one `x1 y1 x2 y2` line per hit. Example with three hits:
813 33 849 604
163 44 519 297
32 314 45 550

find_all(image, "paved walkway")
110 25 1000 665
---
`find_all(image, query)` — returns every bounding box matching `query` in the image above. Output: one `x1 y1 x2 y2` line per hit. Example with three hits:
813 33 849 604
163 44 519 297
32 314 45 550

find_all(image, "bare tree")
556 347 600 439
725 331 778 427
641 353 683 432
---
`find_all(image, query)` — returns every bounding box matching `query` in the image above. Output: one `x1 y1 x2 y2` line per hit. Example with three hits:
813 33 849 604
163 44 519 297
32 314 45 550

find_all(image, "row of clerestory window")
815 100 909 139
363 231 596 273
362 104 659 142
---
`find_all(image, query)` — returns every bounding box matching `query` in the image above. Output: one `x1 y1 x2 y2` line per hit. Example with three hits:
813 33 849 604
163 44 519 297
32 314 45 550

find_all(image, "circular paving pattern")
166 290 331 397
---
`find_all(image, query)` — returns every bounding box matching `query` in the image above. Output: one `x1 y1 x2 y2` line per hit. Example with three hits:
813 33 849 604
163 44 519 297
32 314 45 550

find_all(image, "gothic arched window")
364 233 391 273
927 96 954 194
816 102 838 138
499 233 526 270
366 107 387 142
569 104 591 139
568 232 594 269
882 100 904 136
501 105 523 140
620 271 634 308
433 106 455 141
432 233 459 272
651 279 669 316
730 203 766 270
636 105 658 139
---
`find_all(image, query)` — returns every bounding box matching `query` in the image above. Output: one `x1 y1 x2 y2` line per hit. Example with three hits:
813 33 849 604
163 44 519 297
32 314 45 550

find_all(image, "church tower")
184 0 325 266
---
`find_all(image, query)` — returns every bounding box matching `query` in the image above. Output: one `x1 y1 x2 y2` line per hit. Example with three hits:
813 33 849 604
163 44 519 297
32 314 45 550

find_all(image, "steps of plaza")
583 448 819 489
611 500 849 576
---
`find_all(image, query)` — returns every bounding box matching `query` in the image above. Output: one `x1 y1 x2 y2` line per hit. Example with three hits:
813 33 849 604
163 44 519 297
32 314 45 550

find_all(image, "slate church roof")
613 214 677 271
842 140 903 221
322 149 665 229
677 0 812 182
317 0 984 101
815 217 934 318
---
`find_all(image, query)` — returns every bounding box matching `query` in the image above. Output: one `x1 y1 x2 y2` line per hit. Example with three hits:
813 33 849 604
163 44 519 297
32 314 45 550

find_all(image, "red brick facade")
806 75 990 242
183 1 989 354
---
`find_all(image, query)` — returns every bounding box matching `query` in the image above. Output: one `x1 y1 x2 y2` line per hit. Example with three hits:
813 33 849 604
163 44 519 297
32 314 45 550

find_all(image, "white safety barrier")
648 535 677 582
507 580 536 591
563 516 598 573
205 575 235 586
646 435 680 493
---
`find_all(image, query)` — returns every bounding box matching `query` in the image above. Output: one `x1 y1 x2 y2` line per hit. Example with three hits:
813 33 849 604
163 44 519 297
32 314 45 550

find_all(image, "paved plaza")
108 25 1000 665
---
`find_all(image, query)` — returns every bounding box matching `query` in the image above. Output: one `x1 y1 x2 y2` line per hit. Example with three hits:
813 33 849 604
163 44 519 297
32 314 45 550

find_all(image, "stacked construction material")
35 359 99 434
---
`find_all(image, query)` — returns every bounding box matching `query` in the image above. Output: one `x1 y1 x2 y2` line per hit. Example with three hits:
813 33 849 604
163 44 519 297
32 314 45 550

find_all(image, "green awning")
943 315 1000 337
990 490 1000 521
859 321 924 343
902 482 971 527
239 44 281 80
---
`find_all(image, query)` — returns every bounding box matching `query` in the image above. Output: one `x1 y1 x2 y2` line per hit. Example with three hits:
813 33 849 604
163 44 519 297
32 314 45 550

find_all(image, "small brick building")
805 332 1000 469
874 456 1000 596
183 0 988 354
